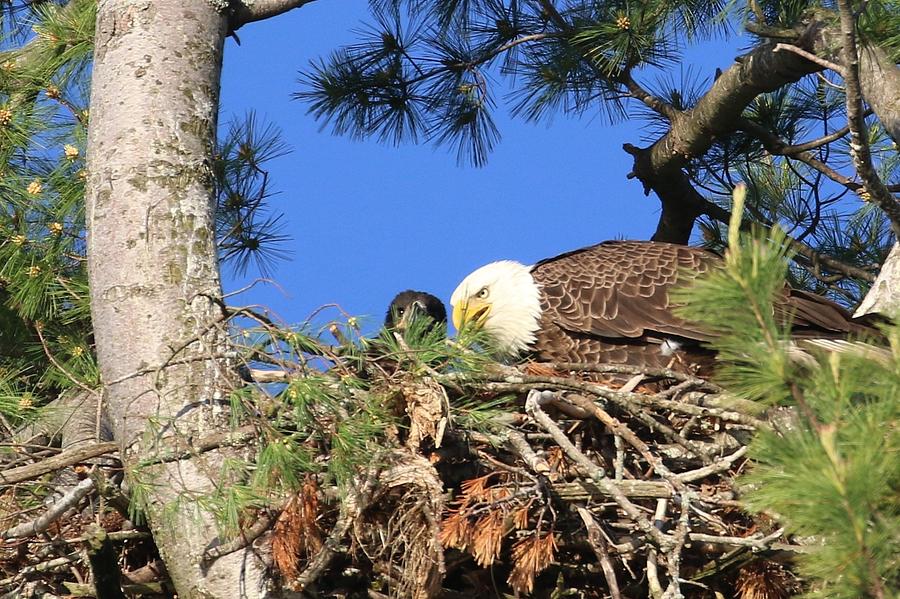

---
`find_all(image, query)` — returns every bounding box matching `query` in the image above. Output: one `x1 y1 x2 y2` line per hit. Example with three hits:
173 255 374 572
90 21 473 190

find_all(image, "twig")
576 507 622 599
614 434 625 481
1 477 95 539
525 391 672 549
773 43 845 75
561 394 686 492
630 408 715 463
548 362 721 390
782 123 853 153
526 392 606 479
688 528 788 551
677 446 748 483
446 370 765 426
662 493 691 598
136 425 257 468
202 511 275 563
34 324 99 397
506 431 552 476
738 117 862 193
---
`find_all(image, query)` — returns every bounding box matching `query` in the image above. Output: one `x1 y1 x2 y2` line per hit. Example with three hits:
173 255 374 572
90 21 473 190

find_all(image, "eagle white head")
450 260 543 356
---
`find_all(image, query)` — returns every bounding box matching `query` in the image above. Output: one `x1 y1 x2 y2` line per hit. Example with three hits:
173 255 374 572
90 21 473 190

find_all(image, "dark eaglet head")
384 290 448 336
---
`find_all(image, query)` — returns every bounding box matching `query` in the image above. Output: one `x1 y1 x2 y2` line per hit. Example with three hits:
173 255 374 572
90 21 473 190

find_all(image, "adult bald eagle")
450 240 874 371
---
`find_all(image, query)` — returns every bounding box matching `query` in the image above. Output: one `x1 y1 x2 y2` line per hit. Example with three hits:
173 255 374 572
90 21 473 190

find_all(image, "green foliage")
214 111 292 277
679 188 900 598
183 307 515 539
676 218 796 404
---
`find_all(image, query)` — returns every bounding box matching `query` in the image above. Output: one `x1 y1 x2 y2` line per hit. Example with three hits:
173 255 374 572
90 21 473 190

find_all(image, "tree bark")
85 2 269 596
856 243 900 316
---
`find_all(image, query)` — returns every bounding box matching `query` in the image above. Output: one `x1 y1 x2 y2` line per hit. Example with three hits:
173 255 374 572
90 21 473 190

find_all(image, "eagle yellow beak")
452 299 491 332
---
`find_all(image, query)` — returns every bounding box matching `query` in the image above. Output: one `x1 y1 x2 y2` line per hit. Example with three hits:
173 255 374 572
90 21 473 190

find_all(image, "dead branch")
576 507 622 599
1 477 95 540
202 512 275 564
0 441 118 486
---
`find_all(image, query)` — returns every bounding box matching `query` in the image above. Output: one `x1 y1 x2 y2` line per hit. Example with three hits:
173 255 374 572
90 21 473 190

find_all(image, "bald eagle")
385 290 447 337
450 240 875 370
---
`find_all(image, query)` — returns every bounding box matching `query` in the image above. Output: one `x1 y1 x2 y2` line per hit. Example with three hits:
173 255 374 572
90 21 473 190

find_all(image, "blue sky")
219 1 746 335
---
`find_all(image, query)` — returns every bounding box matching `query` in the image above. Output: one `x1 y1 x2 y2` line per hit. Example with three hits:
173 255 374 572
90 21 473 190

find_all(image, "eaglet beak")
395 300 426 334
452 299 491 332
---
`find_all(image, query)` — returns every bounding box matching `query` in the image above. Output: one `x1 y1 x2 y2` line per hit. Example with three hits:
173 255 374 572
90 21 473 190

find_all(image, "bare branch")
737 117 862 191
229 0 317 30
1 477 95 539
0 441 118 486
202 512 275 563
774 43 845 75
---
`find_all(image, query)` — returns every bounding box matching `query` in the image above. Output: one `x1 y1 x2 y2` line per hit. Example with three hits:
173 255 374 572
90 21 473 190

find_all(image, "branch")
1 477 94 539
737 117 861 191
202 511 275 563
773 43 845 75
836 0 900 237
620 72 678 119
780 122 853 154
640 39 820 215
229 0 317 30
626 25 825 242
136 424 258 468
0 441 118 486
697 195 878 283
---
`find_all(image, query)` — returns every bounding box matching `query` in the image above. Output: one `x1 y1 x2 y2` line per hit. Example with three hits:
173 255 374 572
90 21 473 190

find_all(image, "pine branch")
625 28 824 242
836 0 900 237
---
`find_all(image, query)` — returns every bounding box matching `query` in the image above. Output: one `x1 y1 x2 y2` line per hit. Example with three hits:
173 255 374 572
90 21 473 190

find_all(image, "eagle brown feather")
453 240 879 372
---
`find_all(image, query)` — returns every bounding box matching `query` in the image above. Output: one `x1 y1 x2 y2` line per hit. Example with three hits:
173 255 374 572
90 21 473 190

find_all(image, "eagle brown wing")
526 240 880 369
531 240 719 343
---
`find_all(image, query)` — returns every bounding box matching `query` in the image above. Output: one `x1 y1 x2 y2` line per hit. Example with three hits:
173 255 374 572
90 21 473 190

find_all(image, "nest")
0 349 808 598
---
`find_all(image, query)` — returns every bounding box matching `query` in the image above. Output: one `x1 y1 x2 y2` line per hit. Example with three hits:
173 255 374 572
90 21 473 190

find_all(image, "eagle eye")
476 287 489 300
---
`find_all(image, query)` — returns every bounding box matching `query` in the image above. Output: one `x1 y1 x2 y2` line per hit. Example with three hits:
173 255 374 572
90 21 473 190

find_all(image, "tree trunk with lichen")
85 1 270 596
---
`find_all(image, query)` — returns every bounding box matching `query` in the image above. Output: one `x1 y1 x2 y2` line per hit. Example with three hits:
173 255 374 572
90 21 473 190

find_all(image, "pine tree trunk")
856 242 900 316
85 2 270 596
